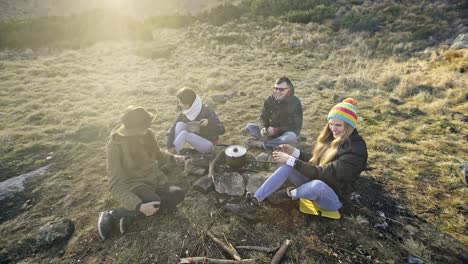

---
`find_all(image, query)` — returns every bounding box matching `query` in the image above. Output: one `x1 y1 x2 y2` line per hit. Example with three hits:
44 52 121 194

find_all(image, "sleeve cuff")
286 156 296 167
292 148 300 158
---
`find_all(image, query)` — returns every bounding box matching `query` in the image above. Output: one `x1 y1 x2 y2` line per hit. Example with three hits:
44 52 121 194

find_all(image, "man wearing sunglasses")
245 76 303 149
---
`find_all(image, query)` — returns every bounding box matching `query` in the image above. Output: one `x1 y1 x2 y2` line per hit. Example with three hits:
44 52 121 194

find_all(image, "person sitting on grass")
98 106 187 240
245 76 303 149
225 98 367 220
167 87 225 154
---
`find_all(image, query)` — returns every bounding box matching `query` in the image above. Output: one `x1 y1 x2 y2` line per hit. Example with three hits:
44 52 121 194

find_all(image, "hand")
272 151 290 164
260 127 267 136
280 144 295 155
267 127 276 136
200 119 208 127
139 201 160 216
174 154 188 164
167 147 176 154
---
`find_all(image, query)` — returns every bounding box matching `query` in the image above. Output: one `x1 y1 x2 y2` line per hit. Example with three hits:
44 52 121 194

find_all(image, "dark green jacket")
106 128 174 210
260 87 303 136
293 130 368 197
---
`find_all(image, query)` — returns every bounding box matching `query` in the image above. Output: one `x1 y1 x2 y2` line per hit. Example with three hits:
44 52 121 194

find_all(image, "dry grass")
0 11 467 264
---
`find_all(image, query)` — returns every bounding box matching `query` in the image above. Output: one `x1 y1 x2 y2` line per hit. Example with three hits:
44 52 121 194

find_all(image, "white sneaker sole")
97 212 106 240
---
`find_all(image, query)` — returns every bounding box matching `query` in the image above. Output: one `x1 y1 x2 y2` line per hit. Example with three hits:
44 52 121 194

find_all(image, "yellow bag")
299 198 341 219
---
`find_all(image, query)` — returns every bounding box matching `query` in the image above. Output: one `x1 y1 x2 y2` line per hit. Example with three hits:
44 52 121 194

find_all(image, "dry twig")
180 257 255 264
207 231 242 261
270 239 292 264
236 244 280 253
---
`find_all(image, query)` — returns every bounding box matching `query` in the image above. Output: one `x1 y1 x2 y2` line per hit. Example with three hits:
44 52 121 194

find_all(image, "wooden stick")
206 231 242 261
208 151 225 181
180 257 255 264
236 245 280 253
270 239 292 264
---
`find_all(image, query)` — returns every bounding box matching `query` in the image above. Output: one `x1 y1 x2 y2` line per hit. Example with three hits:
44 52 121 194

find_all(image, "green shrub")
341 11 382 32
286 10 312 24
286 4 336 24
198 3 245 26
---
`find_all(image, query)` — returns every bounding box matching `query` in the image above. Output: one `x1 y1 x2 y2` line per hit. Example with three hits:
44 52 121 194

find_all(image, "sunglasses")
273 87 288 92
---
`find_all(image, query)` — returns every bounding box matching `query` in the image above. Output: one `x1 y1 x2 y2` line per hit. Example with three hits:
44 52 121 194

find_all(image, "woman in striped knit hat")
225 98 368 220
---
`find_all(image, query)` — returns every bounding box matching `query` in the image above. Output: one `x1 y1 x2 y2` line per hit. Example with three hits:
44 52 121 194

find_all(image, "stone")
213 172 245 196
193 176 214 194
36 219 74 246
449 33 468 50
409 85 433 96
0 165 51 201
389 97 405 105
245 173 269 194
209 94 227 104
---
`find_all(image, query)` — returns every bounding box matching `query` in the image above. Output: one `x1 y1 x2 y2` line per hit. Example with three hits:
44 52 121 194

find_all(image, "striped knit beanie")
327 98 358 128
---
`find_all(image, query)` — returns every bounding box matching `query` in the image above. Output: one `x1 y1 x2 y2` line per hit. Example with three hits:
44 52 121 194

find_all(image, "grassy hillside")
0 0 467 263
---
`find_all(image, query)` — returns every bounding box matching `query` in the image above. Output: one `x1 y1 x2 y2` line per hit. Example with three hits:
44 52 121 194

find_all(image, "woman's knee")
308 180 326 191
175 130 189 141
175 122 187 132
282 132 297 143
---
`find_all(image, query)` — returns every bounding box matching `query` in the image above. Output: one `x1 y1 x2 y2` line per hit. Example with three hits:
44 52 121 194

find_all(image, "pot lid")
225 145 247 158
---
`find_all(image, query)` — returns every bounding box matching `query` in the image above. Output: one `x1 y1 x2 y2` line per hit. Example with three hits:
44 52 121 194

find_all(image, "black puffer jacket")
167 104 225 149
293 129 368 197
260 86 303 136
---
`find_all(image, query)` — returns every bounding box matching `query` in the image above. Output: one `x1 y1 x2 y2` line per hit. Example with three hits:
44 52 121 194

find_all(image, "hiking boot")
119 216 134 235
98 211 116 240
224 192 258 220
245 138 264 149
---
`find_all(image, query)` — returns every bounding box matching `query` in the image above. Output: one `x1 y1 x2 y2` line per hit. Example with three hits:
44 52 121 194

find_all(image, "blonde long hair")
310 122 354 166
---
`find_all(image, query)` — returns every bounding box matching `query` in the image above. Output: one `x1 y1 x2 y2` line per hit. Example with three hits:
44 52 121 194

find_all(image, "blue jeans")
173 122 214 153
245 123 297 149
254 165 343 210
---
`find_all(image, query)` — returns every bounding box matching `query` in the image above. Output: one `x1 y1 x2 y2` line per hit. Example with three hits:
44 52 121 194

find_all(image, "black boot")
119 215 137 235
98 210 117 240
224 192 259 220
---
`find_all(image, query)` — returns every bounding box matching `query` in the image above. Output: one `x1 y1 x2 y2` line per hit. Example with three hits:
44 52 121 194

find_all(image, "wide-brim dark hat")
116 106 157 136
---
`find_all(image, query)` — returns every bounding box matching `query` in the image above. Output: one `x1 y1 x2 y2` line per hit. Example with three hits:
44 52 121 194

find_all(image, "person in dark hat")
167 87 225 154
98 106 187 240
245 76 303 149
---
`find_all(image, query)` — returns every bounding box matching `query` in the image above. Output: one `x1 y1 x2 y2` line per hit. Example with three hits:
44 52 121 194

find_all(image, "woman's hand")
272 151 290 164
139 201 160 216
200 119 208 127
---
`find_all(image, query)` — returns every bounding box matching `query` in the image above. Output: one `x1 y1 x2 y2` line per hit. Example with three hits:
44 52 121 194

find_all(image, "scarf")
182 95 202 121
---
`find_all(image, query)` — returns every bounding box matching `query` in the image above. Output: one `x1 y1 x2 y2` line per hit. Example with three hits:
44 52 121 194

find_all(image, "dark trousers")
112 184 185 219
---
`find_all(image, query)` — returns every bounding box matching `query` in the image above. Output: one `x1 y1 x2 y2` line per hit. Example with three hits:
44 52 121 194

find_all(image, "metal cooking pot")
224 145 248 169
